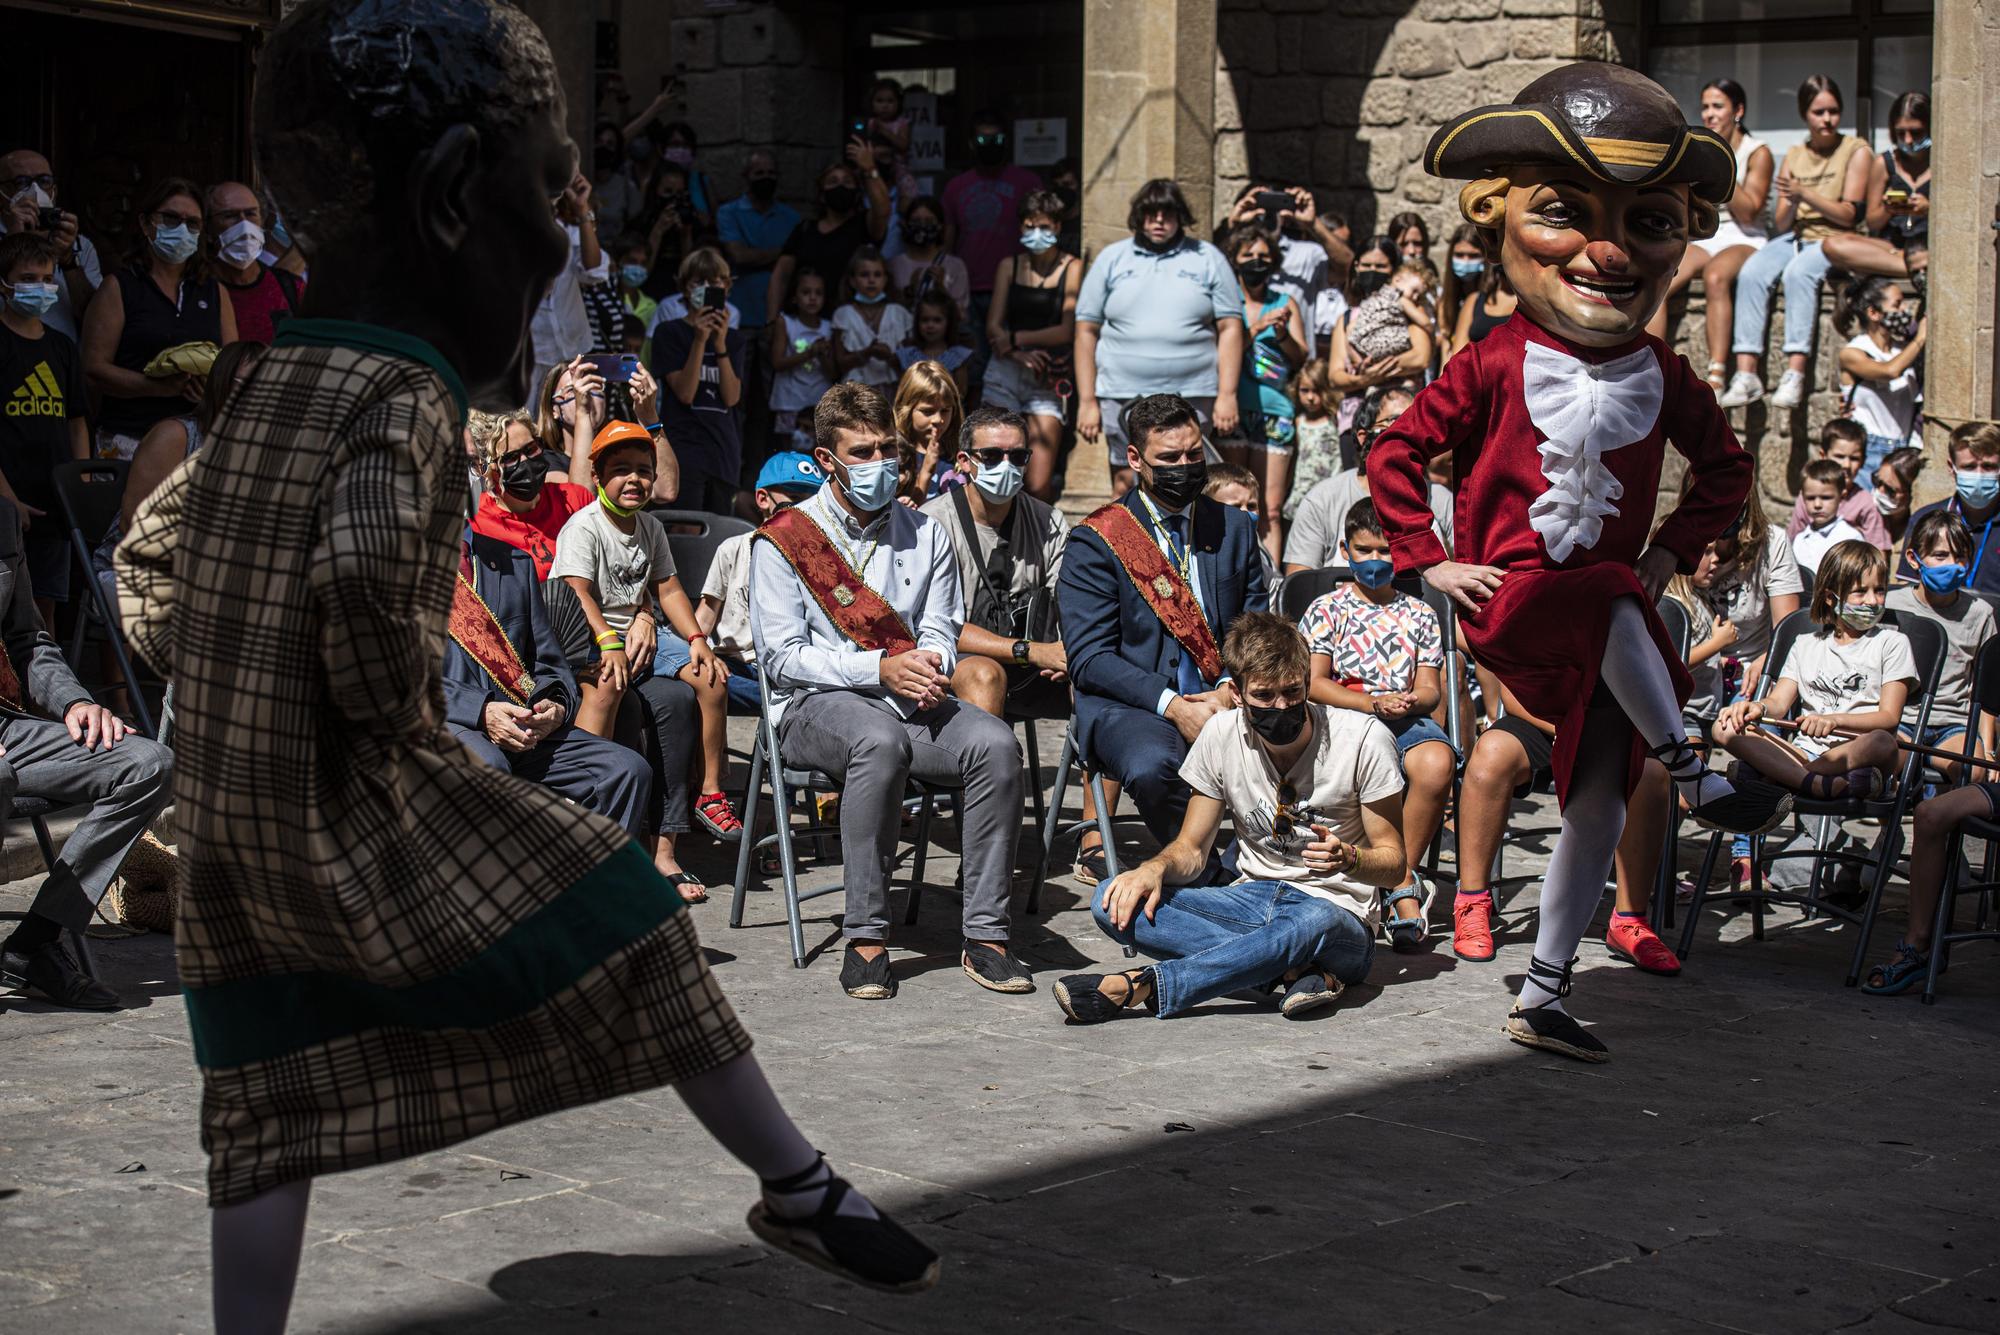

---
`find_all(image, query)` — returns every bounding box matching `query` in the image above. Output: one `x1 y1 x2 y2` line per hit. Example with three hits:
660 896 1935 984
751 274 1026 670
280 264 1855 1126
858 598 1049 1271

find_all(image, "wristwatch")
1012 640 1031 666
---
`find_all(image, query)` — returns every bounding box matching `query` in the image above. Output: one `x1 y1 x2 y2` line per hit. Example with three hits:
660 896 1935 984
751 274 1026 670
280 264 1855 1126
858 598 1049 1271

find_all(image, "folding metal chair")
1909 635 2000 1003
728 674 954 968
1677 608 1946 984
0 797 100 980
650 508 753 606
1028 716 1123 914
49 460 155 736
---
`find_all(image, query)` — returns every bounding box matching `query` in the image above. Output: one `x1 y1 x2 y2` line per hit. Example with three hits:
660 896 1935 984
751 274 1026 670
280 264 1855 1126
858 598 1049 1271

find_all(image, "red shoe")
1452 895 1496 962
695 791 745 841
1605 914 1682 976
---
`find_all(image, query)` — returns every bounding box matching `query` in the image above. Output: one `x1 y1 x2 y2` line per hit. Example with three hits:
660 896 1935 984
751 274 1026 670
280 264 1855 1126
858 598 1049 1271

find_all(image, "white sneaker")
1770 368 1807 409
1715 371 1764 409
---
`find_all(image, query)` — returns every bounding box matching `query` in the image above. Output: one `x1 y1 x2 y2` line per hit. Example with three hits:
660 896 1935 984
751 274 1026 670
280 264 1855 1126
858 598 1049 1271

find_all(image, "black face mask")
972 135 1007 166
1133 227 1181 255
822 184 860 213
1237 259 1275 288
906 217 942 246
1350 269 1390 301
1247 701 1307 746
1146 459 1208 510
499 450 550 501
749 175 778 204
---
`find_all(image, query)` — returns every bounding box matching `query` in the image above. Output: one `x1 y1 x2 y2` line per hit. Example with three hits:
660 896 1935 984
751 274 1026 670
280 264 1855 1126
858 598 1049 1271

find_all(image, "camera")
35 207 62 232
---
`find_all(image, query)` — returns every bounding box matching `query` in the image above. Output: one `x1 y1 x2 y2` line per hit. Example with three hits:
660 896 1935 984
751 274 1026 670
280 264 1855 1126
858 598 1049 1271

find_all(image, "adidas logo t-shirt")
0 321 83 514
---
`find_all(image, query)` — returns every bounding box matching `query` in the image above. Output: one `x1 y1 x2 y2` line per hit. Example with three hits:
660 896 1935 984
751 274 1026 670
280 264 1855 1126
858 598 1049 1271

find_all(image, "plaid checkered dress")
115 319 750 1207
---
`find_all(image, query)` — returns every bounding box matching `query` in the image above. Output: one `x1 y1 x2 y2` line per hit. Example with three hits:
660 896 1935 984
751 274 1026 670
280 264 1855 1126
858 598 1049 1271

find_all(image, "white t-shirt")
1312 286 1350 342
1179 704 1404 927
1705 525 1806 664
699 531 756 661
770 312 834 413
1792 517 1866 574
1779 623 1918 718
1281 467 1453 569
1845 333 1919 444
832 302 914 387
1274 234 1328 338
548 503 676 634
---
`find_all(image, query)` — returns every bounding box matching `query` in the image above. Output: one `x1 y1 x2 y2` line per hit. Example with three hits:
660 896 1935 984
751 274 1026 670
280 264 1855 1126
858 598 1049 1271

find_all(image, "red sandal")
695 792 744 841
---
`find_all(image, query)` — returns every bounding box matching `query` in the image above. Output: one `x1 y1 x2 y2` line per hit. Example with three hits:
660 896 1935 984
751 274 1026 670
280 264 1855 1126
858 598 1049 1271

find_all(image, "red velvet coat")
1367 313 1751 802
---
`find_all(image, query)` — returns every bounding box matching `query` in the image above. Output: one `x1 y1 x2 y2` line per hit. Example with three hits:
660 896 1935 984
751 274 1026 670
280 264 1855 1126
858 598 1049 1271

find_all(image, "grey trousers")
777 690 1022 943
0 715 174 931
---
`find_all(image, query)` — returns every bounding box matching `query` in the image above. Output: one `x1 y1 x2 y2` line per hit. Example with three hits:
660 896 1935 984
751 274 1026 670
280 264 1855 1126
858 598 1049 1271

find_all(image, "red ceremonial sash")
0 643 22 712
757 504 918 656
1082 501 1224 684
449 547 535 705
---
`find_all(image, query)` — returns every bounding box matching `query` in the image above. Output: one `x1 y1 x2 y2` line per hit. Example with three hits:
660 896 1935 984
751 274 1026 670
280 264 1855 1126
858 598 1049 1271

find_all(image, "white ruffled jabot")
1521 341 1663 563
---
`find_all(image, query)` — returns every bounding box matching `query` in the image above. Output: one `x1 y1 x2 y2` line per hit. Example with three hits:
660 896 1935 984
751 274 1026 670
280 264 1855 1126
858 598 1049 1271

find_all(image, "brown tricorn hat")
1425 62 1735 204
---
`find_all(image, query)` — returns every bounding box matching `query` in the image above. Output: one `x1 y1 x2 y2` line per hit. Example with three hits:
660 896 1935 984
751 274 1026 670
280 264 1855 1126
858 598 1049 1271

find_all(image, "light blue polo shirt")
716 193 802 330
1075 235 1242 399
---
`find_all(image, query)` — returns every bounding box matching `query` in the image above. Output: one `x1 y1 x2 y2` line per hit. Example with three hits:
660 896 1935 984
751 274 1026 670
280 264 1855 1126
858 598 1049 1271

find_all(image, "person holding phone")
1822 91 1932 284
651 245 746 517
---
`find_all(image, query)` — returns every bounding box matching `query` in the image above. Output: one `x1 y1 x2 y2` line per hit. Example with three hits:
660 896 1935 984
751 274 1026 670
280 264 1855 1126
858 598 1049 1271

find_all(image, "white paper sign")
906 91 945 174
1014 117 1067 167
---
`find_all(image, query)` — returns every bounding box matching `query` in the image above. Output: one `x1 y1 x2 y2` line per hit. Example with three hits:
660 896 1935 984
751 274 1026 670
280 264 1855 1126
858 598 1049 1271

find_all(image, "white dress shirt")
1131 490 1215 717
748 485 963 725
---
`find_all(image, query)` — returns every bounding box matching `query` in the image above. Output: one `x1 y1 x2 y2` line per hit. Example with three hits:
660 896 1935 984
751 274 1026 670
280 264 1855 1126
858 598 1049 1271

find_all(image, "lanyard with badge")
1137 490 1196 588
1954 498 1996 585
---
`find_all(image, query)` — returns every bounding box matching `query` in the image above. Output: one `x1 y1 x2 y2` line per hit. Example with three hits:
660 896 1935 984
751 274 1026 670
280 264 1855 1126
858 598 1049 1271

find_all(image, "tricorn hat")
1425 62 1734 204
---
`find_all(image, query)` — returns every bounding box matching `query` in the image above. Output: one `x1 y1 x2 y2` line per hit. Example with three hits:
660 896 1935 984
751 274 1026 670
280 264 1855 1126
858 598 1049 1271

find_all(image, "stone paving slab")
4 717 2000 1333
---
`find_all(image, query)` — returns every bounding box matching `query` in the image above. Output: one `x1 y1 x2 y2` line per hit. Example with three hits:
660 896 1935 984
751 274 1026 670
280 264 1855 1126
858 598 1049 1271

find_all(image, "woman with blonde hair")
891 358 965 502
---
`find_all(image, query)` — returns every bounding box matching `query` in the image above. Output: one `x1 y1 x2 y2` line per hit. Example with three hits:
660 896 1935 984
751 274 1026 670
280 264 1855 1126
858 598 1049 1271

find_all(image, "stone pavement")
4 717 2000 1334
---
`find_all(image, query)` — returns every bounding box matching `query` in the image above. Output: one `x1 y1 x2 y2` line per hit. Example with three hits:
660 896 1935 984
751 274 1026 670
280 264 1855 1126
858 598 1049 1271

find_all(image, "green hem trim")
185 842 683 1070
272 317 471 423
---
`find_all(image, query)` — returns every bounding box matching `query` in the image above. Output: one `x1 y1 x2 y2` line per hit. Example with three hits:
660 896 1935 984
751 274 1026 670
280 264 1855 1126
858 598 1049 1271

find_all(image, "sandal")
1860 941 1931 996
747 1153 941 1293
1704 361 1728 393
1052 968 1153 1024
1279 969 1343 1019
1073 843 1109 886
1501 955 1609 1063
665 870 709 904
696 791 745 841
1382 880 1429 953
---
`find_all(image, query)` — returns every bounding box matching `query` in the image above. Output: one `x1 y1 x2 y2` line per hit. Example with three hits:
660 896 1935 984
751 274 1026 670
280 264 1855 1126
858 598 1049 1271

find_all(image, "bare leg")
1456 728 1531 896
1391 739 1454 922
949 655 1008 717
1645 245 1707 343
683 667 730 796
1245 446 1287 565
1612 758 1670 915
574 676 624 739
1701 245 1751 375
212 1178 312 1335
1024 412 1064 503
1821 233 1910 282
1900 786 1992 954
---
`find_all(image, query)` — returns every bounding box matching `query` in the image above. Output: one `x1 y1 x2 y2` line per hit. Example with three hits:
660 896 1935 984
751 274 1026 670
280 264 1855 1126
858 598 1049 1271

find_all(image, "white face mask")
1873 488 1900 515
10 183 52 211
973 457 1025 501
217 218 264 267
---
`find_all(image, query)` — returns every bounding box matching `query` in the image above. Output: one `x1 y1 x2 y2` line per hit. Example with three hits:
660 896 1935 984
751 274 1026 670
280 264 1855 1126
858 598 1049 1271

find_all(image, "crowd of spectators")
0 66 1986 1016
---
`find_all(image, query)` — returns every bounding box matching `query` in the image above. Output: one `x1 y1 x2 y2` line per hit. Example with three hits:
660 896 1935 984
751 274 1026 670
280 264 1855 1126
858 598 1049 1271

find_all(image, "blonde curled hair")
1457 174 1719 240
468 407 535 472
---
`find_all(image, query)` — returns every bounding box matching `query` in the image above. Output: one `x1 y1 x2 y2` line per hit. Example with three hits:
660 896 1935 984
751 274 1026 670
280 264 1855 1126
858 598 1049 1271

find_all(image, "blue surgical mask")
1839 601 1883 631
1450 258 1484 280
150 222 200 264
1919 562 1967 596
268 213 291 250
1956 470 2000 508
1021 227 1058 253
838 457 899 512
852 289 887 306
4 281 60 317
620 263 649 288
1899 136 1931 155
973 458 1025 502
1351 558 1394 589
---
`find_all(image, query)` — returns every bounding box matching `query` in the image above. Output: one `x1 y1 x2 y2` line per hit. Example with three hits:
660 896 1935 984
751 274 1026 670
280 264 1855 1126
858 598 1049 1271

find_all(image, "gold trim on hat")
1582 136 1669 168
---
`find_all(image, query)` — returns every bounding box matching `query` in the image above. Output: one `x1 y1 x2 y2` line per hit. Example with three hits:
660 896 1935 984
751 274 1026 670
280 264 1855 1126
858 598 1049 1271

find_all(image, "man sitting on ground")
750 381 1030 1001
0 497 173 1010
1060 393 1268 873
445 528 651 837
1055 613 1405 1022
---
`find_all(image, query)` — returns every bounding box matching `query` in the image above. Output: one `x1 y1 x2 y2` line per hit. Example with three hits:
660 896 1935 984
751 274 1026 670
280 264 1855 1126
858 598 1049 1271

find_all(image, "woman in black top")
1822 90 1932 284
983 189 1080 501
1446 245 1516 363
764 147 889 326
80 176 237 453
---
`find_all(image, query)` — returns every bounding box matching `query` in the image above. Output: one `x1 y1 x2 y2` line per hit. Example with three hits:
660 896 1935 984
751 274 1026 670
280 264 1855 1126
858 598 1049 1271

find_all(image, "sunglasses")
1273 779 1299 843
970 447 1031 467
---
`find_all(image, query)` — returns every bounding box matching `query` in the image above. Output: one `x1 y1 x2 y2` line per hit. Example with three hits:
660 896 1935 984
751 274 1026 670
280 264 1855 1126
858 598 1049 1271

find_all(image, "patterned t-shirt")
1299 582 1442 693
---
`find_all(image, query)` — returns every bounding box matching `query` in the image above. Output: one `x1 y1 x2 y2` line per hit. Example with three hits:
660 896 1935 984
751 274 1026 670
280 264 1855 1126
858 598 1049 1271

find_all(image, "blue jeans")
1091 877 1376 1018
1861 434 1903 486
1733 236 1832 359
1386 713 1457 762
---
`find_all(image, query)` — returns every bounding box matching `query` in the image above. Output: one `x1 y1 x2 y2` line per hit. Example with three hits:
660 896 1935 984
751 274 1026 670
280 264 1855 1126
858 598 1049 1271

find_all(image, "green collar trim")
272 317 471 423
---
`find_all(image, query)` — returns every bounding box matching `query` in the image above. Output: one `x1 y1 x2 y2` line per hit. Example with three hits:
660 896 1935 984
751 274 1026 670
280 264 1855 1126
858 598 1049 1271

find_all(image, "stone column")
1920 0 2000 504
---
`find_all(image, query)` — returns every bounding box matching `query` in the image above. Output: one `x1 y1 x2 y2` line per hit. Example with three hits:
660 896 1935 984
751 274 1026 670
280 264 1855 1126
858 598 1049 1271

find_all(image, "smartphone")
1254 189 1291 230
1885 187 1910 205
699 284 729 311
586 352 639 383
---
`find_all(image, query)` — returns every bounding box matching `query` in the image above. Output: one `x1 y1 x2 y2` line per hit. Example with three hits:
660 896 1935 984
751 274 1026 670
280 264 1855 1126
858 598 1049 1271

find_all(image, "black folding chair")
1677 608 1946 984
0 798 100 980
1029 716 1126 918
1911 635 2000 1003
49 460 155 737
649 508 754 606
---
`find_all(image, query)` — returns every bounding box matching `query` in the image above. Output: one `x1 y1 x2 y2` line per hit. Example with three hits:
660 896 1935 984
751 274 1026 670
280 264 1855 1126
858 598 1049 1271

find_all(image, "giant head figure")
256 0 576 406
1426 62 1735 348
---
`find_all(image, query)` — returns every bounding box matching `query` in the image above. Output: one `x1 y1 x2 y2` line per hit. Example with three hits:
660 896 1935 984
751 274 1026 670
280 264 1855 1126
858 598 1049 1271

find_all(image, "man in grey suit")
0 498 172 1010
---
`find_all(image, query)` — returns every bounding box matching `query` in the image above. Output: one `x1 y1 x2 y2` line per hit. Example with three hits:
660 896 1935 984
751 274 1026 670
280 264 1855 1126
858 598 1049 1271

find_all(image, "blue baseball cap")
756 451 825 494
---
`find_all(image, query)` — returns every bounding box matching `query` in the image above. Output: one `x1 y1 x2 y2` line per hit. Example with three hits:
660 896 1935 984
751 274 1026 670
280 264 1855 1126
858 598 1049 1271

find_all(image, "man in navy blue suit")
444 529 650 836
1060 394 1270 859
